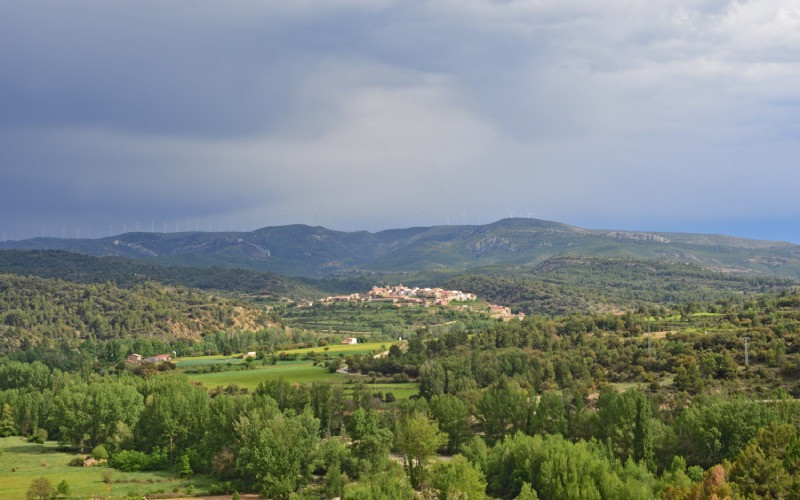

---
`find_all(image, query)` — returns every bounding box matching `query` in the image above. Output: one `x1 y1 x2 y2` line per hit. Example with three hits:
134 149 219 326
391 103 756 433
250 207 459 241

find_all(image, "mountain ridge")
2 218 798 279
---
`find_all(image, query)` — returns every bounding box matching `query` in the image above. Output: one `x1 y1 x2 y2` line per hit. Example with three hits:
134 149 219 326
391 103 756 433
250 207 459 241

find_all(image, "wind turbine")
151 221 155 233
108 225 113 237
135 221 141 232
163 220 167 233
526 210 532 218
507 210 514 219
459 211 466 225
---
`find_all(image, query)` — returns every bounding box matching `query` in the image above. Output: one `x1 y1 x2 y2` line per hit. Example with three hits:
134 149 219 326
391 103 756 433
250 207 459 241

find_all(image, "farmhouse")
144 353 171 363
341 337 358 345
126 353 142 364
243 351 257 359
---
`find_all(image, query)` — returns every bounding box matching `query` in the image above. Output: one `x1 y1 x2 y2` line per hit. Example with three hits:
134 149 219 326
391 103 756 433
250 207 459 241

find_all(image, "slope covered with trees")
1 290 799 498
0 250 323 300
443 257 794 315
0 274 274 353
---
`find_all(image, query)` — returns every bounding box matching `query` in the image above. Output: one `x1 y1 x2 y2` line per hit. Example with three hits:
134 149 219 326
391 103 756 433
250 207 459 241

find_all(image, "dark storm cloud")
1 0 799 241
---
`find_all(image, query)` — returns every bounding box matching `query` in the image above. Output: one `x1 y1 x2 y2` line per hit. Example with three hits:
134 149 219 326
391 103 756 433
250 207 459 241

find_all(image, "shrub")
26 477 54 500
56 480 70 498
109 450 166 472
92 444 109 460
101 470 114 484
27 428 47 444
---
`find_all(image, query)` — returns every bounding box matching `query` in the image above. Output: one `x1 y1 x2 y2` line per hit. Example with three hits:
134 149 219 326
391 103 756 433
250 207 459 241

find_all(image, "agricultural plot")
0 437 207 500
175 354 245 367
185 360 343 389
350 382 419 400
282 301 489 337
280 341 392 355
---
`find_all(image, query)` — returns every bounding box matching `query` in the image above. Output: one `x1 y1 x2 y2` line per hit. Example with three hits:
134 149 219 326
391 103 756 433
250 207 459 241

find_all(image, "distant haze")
1 1 799 243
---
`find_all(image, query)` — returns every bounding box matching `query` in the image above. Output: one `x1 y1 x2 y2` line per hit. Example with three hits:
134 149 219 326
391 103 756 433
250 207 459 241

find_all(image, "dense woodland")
1 256 800 498
0 250 323 299
0 274 276 357
443 257 794 315
2 250 795 316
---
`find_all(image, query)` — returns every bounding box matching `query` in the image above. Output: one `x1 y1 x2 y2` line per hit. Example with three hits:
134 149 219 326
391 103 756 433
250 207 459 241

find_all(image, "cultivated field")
178 342 419 399
185 359 343 388
0 437 207 499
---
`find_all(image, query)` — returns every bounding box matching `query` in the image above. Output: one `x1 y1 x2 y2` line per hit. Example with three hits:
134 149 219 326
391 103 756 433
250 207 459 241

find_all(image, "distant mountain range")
2 218 799 279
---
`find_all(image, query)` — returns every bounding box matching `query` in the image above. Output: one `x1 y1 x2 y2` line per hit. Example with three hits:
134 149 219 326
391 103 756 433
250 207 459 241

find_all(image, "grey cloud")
1 0 799 241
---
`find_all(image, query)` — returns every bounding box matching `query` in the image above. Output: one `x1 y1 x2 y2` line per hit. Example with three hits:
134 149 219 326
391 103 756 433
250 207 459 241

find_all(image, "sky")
1 0 799 243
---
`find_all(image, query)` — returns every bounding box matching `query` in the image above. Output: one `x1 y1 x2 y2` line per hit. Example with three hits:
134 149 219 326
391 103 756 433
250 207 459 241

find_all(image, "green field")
175 354 245 367
352 383 419 400
186 360 344 389
0 437 206 500
175 342 394 370
179 342 418 397
280 341 393 355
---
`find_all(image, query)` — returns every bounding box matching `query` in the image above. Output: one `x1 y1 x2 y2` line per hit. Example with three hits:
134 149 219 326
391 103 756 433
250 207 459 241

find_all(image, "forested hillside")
2 291 800 498
0 250 323 300
0 274 274 353
444 257 795 315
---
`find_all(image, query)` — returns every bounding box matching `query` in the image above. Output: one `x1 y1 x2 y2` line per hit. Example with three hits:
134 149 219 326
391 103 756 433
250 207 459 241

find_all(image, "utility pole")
743 337 750 367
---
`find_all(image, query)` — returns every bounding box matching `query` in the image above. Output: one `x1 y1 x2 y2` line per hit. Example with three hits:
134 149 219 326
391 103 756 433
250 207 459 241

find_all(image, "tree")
26 477 54 500
235 407 320 499
136 377 208 462
0 403 17 437
396 411 446 489
429 394 472 454
346 408 393 474
343 463 414 500
527 391 568 436
477 377 527 443
729 442 791 498
178 453 193 477
430 455 486 499
517 483 539 500
50 380 143 452
674 361 704 394
55 480 70 498
596 389 654 469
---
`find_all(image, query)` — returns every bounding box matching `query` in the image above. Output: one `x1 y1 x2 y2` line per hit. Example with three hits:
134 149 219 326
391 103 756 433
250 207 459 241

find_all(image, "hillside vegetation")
0 274 274 353
0 250 323 300
443 257 795 315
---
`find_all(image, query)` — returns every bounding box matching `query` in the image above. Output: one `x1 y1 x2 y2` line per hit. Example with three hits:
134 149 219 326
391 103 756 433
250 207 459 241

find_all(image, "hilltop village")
315 284 525 320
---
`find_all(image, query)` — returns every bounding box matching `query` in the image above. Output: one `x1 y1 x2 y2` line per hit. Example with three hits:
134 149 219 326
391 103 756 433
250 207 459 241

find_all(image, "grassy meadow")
185 359 344 389
179 342 419 399
0 437 207 500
